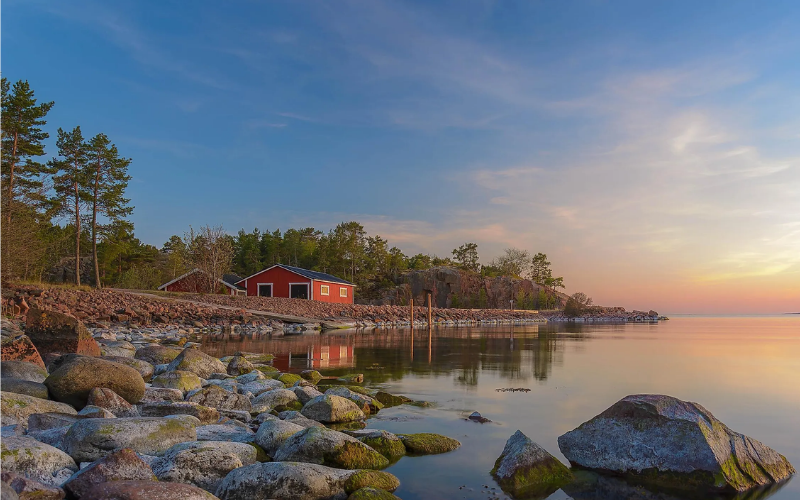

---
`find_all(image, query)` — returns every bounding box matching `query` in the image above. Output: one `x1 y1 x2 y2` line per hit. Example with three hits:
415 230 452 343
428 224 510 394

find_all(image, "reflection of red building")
235 265 354 303
270 340 355 372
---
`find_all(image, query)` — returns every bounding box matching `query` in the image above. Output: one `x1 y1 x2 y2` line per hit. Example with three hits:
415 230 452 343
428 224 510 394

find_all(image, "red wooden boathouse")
234 264 354 304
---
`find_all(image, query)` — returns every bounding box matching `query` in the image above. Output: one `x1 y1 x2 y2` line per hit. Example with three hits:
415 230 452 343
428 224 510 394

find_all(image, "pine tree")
50 126 90 286
1 78 55 220
86 133 133 288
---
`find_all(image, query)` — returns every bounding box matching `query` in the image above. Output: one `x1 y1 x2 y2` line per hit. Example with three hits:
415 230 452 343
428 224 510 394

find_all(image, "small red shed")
158 269 245 296
235 264 354 304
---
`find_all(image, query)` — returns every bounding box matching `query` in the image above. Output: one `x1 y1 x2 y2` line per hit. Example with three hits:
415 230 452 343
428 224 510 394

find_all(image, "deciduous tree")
452 242 480 272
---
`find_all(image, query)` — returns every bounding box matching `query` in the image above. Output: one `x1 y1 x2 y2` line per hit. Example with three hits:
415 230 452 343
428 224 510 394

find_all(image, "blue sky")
3 0 800 312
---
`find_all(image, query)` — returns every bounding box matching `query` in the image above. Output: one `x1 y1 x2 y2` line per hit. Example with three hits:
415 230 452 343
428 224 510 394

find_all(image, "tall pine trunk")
92 162 101 288
73 162 81 286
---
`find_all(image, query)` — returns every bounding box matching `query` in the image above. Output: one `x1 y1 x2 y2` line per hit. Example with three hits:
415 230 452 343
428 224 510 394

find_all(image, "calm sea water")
201 316 800 500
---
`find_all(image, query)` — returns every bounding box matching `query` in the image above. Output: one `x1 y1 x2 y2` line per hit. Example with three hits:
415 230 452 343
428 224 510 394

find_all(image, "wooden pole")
427 292 432 327
410 298 414 328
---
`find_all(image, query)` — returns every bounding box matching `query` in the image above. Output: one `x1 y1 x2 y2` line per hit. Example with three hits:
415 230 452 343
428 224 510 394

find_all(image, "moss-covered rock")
278 373 303 387
166 347 226 379
152 440 258 493
0 377 49 399
337 373 364 384
151 370 202 393
273 426 389 470
344 470 400 493
254 365 279 374
300 370 322 383
139 401 220 424
134 345 182 365
399 433 461 455
346 487 401 500
102 355 155 382
373 391 410 407
236 352 274 364
491 430 572 497
44 355 145 409
1 391 77 431
301 394 365 423
1 436 78 487
358 431 406 460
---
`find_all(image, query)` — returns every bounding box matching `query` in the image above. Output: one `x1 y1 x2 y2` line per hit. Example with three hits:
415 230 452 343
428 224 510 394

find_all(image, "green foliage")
492 248 530 277
564 292 592 317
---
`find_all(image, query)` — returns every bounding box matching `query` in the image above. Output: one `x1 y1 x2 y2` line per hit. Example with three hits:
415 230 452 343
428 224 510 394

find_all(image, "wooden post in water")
410 298 414 329
427 292 432 327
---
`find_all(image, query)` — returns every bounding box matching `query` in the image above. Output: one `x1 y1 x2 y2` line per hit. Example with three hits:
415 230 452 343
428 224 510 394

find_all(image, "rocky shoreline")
3 284 662 332
1 309 794 499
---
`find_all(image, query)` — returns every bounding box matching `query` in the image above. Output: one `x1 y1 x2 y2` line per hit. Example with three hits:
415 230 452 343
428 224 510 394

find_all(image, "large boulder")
1 360 48 382
278 410 325 428
152 441 258 493
63 448 156 499
1 436 78 486
134 345 182 365
343 470 401 494
301 394 365 423
44 356 145 409
225 355 254 376
294 385 324 404
151 370 202 393
196 424 255 443
27 412 83 432
253 419 305 456
166 348 226 379
87 387 139 417
1 377 49 399
25 308 100 357
81 480 218 499
325 387 383 414
273 426 389 470
491 430 572 497
139 402 220 424
63 417 197 462
398 433 461 455
186 384 251 412
557 394 797 493
1 392 76 431
214 462 351 500
346 430 406 460
240 378 283 396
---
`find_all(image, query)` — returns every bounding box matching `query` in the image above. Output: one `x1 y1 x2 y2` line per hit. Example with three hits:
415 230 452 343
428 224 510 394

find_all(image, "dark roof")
236 264 354 286
278 265 355 286
222 273 245 289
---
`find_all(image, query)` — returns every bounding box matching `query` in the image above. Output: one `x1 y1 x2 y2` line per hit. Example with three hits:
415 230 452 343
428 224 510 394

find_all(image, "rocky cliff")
366 267 568 309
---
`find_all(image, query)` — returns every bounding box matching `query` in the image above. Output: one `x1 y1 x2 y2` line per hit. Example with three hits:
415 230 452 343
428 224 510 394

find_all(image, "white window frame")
340 287 348 298
289 282 310 300
320 284 330 296
257 283 273 297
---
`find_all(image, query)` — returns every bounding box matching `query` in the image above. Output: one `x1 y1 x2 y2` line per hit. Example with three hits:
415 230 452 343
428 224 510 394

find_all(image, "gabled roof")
223 274 245 290
235 264 355 286
158 268 243 291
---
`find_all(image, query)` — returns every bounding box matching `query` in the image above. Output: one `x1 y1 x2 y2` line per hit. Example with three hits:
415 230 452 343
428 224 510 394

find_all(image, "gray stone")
557 394 797 493
1 436 78 486
78 405 116 418
139 401 219 424
87 387 139 417
204 378 240 393
1 360 48 383
0 471 65 500
214 462 351 500
491 430 572 497
139 386 183 403
152 441 258 493
1 377 49 399
102 356 154 382
0 479 19 500
63 448 156 499
240 378 283 396
80 480 219 499
27 426 71 451
1 392 76 431
234 370 265 384
99 340 136 358
301 394 365 423
196 424 255 443
325 387 382 414
27 412 82 432
63 417 197 462
278 410 324 428
166 348 226 379
252 388 299 410
254 419 305 456
274 426 389 470
294 385 324 404
134 345 183 365
186 384 251 412
225 355 254 376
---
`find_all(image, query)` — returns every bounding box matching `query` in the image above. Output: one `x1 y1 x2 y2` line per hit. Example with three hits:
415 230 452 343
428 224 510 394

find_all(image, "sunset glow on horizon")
4 1 798 314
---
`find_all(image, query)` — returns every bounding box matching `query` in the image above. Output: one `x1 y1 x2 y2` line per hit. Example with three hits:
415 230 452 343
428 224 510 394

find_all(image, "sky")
3 0 799 314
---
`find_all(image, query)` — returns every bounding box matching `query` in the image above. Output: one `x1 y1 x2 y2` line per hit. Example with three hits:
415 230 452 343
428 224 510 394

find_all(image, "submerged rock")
557 394 796 493
373 391 409 408
398 433 461 455
491 430 572 497
274 426 389 470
